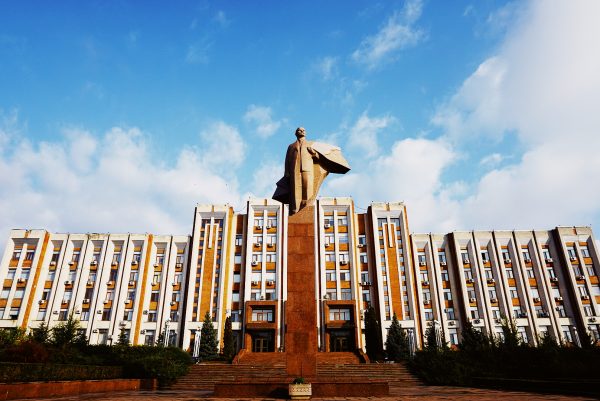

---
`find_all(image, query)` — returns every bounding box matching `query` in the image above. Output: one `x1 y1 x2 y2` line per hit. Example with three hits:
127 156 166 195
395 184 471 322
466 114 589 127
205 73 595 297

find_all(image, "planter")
289 383 312 400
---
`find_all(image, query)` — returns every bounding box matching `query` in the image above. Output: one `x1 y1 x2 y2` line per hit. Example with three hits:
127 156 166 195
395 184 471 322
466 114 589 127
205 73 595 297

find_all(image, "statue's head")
295 127 306 138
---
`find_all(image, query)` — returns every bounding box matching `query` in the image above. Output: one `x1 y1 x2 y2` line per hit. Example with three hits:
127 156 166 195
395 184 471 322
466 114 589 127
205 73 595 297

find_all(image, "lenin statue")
273 127 350 215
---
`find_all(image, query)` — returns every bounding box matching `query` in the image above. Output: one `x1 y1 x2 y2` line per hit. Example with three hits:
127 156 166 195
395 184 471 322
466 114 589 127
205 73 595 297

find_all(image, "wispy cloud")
213 10 231 28
313 56 339 81
243 105 286 138
347 111 395 158
352 0 426 70
185 38 212 64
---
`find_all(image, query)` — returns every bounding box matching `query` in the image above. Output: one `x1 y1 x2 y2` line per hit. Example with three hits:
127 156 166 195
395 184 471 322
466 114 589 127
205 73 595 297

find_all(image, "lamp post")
163 319 171 347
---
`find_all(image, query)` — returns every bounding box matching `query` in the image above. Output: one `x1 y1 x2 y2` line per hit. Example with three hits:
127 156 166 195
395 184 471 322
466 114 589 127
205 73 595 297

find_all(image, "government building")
0 198 598 356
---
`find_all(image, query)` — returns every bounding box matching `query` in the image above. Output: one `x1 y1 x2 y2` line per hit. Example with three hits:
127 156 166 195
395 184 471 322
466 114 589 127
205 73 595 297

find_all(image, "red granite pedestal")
285 205 318 379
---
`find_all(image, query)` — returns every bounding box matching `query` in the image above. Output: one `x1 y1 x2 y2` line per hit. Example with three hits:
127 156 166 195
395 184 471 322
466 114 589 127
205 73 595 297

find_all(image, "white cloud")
352 0 425 70
243 105 285 138
479 153 503 167
246 161 282 199
325 137 459 232
0 123 245 251
433 0 600 231
185 39 212 64
199 121 246 171
347 111 395 158
313 56 338 81
214 10 230 28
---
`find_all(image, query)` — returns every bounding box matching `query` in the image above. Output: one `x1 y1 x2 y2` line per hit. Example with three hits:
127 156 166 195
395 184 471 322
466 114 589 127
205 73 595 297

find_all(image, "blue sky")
1 1 600 246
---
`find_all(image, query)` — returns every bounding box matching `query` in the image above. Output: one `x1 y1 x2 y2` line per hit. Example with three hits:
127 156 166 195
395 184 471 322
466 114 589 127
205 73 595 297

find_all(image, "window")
170 311 179 322
147 311 157 322
155 255 164 266
14 289 24 299
362 290 371 303
11 250 21 261
127 290 135 301
360 253 368 264
25 250 35 261
58 309 68 321
252 253 262 263
144 330 156 346
150 291 159 302
341 288 352 300
252 309 273 322
81 310 89 321
267 235 277 245
250 291 260 300
152 273 161 285
567 247 576 259
506 268 514 279
325 253 335 262
358 235 366 246
101 309 111 321
510 289 518 299
172 292 180 302
267 217 277 227
418 253 426 264
254 218 264 228
338 217 348 226
481 250 489 262
20 270 30 280
470 309 479 319
441 271 449 282
443 290 452 301
112 253 121 265
484 269 492 279
464 269 473 280
235 235 243 246
424 310 434 321
123 310 134 321
36 310 46 321
449 329 458 345
232 292 240 302
339 252 349 264
522 250 531 261
446 308 455 320
461 252 470 264
360 272 369 283
326 290 337 300
0 288 9 299
68 271 76 281
329 308 350 321
492 309 501 319
438 252 447 264
488 289 497 300
581 246 590 258
587 265 596 276
502 250 510 261
233 273 241 283
326 272 336 281
6 270 16 280
338 234 349 244
266 253 276 263
527 268 535 279
253 235 262 245
584 305 593 317
542 249 551 261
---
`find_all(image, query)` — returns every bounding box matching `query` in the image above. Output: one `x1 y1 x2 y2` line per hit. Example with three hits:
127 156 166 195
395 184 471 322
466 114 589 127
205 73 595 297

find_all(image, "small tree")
364 306 384 361
30 322 51 344
52 313 81 348
156 330 166 347
198 311 218 360
459 320 492 352
0 327 26 347
117 328 130 346
222 316 235 361
424 325 439 351
500 316 521 348
385 313 410 361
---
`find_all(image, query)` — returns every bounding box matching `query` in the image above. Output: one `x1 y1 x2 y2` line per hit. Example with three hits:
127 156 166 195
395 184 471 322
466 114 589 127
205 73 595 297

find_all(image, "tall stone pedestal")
286 206 317 378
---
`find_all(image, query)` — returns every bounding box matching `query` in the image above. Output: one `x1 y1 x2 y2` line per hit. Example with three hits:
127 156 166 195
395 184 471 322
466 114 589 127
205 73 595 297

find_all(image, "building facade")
1 198 598 354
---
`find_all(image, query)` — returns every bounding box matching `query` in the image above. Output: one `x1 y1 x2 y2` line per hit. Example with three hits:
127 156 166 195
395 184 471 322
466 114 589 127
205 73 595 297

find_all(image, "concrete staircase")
316 362 423 392
171 358 423 394
169 362 287 391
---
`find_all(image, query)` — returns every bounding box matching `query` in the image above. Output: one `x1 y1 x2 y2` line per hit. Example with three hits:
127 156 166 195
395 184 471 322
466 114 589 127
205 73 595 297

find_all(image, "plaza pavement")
13 386 594 400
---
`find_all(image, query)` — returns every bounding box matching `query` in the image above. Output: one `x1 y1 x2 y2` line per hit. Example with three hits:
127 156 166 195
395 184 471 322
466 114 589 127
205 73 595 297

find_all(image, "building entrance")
329 330 353 352
251 331 274 352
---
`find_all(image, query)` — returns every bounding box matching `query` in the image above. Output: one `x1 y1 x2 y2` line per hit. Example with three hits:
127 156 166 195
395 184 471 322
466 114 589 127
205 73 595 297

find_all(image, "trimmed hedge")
0 363 123 383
